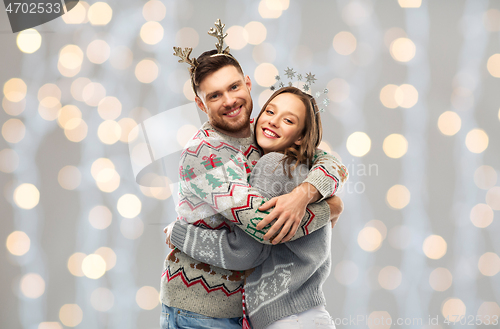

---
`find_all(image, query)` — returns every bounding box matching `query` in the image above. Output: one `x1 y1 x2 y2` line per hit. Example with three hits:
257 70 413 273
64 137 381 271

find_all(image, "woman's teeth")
263 129 278 138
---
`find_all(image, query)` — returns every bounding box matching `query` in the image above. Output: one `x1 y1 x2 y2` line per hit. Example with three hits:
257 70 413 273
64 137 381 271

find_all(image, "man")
160 21 345 329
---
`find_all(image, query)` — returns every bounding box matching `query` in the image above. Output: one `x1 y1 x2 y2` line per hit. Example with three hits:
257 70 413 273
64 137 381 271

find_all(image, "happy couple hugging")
160 19 348 329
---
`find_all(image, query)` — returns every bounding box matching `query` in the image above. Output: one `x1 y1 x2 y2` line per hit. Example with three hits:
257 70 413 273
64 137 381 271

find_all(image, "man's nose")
222 93 237 107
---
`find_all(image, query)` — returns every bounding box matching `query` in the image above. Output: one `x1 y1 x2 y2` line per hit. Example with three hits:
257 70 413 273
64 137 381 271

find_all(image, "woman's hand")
325 196 344 228
256 183 320 244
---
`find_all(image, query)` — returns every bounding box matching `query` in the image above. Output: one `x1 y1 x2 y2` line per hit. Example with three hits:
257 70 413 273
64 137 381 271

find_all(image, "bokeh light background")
1 0 500 328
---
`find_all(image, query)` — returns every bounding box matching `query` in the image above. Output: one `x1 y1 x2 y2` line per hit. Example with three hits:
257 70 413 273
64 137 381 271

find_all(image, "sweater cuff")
303 168 336 202
171 221 188 250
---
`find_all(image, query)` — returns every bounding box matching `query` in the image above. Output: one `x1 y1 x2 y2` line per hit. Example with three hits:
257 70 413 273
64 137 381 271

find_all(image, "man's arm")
169 221 271 271
177 139 333 245
255 149 349 242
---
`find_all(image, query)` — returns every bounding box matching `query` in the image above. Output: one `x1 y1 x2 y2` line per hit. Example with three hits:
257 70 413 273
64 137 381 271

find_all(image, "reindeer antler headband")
173 19 238 78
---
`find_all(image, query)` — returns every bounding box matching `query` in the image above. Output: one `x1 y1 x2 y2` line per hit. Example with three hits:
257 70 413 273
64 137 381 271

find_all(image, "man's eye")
210 94 219 100
231 85 238 90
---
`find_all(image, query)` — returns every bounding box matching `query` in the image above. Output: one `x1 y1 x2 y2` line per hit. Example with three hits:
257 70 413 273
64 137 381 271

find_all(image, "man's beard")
210 100 253 135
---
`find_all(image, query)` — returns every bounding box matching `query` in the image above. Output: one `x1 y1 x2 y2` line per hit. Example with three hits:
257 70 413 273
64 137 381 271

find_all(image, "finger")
259 197 277 211
283 220 299 243
263 218 286 240
256 208 279 230
164 226 168 233
272 219 293 244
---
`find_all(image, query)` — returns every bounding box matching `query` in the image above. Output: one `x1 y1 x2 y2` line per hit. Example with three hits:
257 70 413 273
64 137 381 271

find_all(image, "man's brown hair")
255 86 323 176
190 50 244 97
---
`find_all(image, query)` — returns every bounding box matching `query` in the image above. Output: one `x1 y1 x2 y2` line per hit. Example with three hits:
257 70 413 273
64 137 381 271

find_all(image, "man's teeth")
264 129 278 138
227 107 240 115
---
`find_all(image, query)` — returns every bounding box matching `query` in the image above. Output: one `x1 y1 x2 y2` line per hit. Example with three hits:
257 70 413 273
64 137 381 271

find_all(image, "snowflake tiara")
270 67 330 114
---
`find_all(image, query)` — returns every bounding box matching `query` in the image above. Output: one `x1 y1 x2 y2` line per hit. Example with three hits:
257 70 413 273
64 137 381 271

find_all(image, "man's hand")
256 183 321 244
326 196 344 228
164 222 176 249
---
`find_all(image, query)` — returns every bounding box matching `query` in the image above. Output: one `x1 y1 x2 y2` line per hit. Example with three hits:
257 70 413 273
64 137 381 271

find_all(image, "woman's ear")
294 136 303 146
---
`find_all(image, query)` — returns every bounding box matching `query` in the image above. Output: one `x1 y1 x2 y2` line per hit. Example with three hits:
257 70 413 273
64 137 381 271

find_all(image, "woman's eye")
266 110 274 115
285 119 293 124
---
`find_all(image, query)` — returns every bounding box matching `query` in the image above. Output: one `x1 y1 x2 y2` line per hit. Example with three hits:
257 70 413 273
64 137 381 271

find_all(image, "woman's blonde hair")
254 86 323 176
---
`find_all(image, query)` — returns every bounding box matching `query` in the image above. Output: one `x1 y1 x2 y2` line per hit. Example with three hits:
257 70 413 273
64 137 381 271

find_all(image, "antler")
208 19 230 54
173 47 199 68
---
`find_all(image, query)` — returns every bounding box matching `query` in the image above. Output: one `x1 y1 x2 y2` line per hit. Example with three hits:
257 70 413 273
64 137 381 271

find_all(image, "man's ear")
195 96 207 114
245 75 252 92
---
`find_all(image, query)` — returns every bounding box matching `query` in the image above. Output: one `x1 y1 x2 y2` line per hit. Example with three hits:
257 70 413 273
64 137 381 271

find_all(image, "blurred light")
258 89 273 109
388 225 411 249
487 54 500 78
143 0 166 21
470 203 494 228
95 247 116 271
135 59 159 83
20 273 45 298
244 21 267 45
442 298 466 319
38 322 63 329
367 311 392 329
429 267 453 291
97 120 122 145
82 82 106 106
150 176 172 200
120 218 144 239
38 83 61 102
465 128 488 153
383 134 408 158
6 230 30 256
88 2 112 25
357 227 383 252
98 96 122 120
252 43 276 64
88 205 112 230
437 111 461 136
16 29 42 54
2 118 25 143
82 254 106 279
390 37 416 62
318 141 332 153
254 63 278 87
474 165 497 190
62 1 88 24
380 84 399 108
3 97 25 116
398 84 418 108
14 183 40 209
226 26 248 50
342 1 371 26
175 27 199 48
59 304 83 327
64 119 88 143
57 105 82 129
136 286 160 310
346 132 371 157
423 235 447 260
486 186 500 210
177 124 198 148
384 27 407 48
38 101 61 121
140 21 164 45
378 266 402 290
91 158 115 179
110 46 133 70
365 220 387 239
96 168 120 193
258 0 283 19
327 79 350 103
451 87 474 111
87 40 110 64
117 194 141 218
478 252 500 276
183 80 195 101
118 118 138 143
3 78 27 102
477 302 500 319
333 31 357 55
386 184 410 209
398 0 422 8
68 252 86 277
70 77 91 101
334 260 358 285
58 165 81 190
483 9 500 32
58 45 83 77
91 287 114 312
0 148 19 173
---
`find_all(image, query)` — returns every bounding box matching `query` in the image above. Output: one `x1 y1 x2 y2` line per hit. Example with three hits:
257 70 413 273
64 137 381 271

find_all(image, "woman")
169 86 347 329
